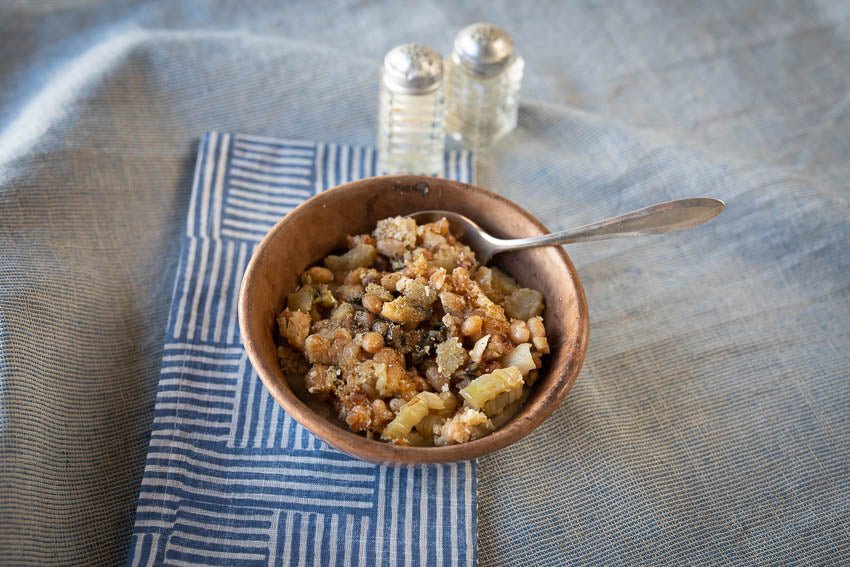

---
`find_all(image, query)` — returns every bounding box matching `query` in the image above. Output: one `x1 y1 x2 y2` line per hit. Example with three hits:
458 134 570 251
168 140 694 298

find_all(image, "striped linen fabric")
126 132 476 566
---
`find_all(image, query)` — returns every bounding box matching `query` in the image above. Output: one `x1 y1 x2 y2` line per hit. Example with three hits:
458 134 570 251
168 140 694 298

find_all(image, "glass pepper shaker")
445 23 524 151
377 43 446 176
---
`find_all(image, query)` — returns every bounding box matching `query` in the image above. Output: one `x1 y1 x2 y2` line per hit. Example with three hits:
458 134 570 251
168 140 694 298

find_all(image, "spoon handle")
495 198 725 251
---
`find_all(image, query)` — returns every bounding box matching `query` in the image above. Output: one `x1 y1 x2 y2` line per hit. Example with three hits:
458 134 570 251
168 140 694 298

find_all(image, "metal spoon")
410 198 725 264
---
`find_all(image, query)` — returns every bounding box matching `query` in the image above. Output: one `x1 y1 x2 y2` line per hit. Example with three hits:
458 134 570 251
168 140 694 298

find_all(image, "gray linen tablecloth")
1 1 848 565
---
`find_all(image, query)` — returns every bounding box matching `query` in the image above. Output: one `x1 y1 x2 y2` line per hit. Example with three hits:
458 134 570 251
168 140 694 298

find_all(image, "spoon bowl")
409 210 504 262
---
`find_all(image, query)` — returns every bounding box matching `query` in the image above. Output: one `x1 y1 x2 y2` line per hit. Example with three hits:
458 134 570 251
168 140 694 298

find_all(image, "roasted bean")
362 294 384 314
306 266 333 284
509 320 531 344
304 334 332 365
361 332 385 354
532 335 550 354
527 316 546 338
461 315 483 337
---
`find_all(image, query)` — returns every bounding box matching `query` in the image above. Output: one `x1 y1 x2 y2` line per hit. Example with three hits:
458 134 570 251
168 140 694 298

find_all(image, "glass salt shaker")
377 43 446 177
445 23 524 151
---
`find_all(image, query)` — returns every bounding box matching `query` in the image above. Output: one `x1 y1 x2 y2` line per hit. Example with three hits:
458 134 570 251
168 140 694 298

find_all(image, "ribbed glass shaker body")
377 79 446 176
377 44 446 176
445 23 524 151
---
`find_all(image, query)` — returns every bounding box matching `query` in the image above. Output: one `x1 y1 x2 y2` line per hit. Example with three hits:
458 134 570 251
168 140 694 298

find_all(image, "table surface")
0 1 848 565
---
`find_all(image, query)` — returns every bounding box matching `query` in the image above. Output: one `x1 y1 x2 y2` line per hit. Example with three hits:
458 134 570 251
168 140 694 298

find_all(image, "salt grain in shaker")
377 44 446 176
446 23 524 151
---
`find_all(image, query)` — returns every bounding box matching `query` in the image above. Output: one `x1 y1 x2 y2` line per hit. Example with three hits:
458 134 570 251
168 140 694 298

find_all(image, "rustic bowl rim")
238 175 589 464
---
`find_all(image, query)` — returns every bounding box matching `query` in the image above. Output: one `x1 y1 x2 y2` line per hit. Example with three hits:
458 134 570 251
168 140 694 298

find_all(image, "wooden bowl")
238 175 589 463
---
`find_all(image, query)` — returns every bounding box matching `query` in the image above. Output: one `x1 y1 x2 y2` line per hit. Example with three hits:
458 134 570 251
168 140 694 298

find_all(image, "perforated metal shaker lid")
382 43 444 94
452 22 516 77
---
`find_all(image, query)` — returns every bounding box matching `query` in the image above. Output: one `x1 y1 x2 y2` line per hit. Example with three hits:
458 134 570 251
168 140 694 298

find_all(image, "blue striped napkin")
127 133 477 566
